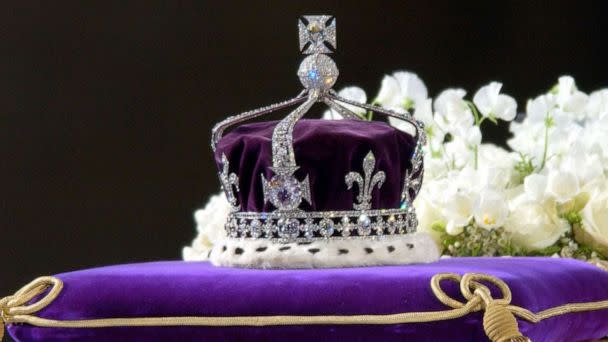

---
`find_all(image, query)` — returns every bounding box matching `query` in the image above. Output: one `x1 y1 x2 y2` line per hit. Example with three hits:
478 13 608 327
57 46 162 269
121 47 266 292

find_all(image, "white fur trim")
208 233 440 269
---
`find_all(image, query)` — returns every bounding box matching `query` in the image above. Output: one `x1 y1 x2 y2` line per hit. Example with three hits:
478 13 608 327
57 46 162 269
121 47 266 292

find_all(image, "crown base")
208 233 440 269
227 207 417 242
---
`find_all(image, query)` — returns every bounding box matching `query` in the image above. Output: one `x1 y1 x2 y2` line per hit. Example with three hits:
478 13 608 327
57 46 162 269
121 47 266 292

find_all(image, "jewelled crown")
211 15 426 244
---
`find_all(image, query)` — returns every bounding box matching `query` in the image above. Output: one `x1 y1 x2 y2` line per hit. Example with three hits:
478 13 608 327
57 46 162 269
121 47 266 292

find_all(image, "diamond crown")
211 15 426 243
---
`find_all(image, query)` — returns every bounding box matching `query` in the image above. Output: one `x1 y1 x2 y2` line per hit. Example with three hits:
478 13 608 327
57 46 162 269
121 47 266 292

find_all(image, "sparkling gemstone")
308 70 319 81
358 214 372 236
267 175 302 211
263 220 274 238
249 219 262 238
386 215 396 234
319 218 335 237
407 212 418 233
229 218 238 237
297 54 338 90
302 220 315 239
374 217 384 235
396 215 406 233
340 216 352 237
278 218 300 239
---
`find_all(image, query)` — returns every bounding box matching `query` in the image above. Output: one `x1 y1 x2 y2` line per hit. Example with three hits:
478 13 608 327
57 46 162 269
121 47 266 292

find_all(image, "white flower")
586 89 608 119
555 76 588 117
413 196 444 244
441 190 475 235
473 82 517 121
182 192 230 261
505 199 569 251
523 174 547 201
390 97 445 151
392 71 428 110
443 138 472 169
453 125 481 147
375 71 428 111
434 88 474 133
323 86 367 120
581 181 608 246
474 189 509 230
546 170 580 203
375 74 400 107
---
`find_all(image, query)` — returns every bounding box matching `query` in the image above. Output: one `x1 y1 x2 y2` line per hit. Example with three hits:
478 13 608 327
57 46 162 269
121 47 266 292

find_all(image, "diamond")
374 216 385 235
358 214 372 236
319 218 335 237
250 219 262 238
297 54 338 90
302 218 316 239
387 215 396 234
298 15 336 54
406 211 418 233
266 174 302 211
278 218 300 239
396 215 406 233
263 219 275 238
340 216 352 237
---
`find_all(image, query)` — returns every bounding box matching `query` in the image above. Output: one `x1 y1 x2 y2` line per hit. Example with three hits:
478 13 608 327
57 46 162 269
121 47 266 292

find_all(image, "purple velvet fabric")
215 119 418 212
8 257 608 342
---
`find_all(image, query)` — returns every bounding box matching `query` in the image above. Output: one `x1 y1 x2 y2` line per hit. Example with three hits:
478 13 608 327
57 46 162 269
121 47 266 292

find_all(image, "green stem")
467 101 482 170
538 111 552 171
473 145 479 170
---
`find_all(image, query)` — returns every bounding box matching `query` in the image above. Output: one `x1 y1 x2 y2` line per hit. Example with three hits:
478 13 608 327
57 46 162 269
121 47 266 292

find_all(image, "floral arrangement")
184 72 608 263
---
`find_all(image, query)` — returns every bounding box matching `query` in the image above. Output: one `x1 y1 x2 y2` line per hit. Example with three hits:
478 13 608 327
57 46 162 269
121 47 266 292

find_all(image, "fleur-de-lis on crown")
345 151 386 210
219 153 240 211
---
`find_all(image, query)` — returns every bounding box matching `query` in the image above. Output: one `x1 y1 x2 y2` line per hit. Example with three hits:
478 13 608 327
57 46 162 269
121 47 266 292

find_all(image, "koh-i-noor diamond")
278 218 300 239
262 173 311 211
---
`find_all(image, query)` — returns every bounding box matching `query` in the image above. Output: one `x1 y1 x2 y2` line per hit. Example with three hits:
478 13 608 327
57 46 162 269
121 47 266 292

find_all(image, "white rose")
183 192 230 261
323 86 367 119
474 189 509 230
473 82 517 121
581 183 608 246
504 199 569 251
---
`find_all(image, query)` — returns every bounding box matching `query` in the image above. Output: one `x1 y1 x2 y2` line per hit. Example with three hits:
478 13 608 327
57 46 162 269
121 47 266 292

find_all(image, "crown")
211 15 426 246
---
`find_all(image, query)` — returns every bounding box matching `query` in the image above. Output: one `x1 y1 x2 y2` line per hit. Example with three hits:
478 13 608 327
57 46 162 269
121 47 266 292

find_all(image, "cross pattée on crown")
298 15 336 54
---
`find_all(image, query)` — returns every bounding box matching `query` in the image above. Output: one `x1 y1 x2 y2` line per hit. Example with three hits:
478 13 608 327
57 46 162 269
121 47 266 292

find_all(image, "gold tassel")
483 301 530 342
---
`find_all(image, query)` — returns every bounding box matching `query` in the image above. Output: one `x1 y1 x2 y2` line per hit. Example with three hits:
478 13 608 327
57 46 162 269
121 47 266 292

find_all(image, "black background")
1 0 607 304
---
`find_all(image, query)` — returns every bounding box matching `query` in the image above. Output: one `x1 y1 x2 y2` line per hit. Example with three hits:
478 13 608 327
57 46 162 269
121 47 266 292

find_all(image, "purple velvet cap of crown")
214 119 419 212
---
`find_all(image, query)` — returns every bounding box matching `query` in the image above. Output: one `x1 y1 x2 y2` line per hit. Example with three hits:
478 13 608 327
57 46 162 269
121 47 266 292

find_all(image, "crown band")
226 206 418 242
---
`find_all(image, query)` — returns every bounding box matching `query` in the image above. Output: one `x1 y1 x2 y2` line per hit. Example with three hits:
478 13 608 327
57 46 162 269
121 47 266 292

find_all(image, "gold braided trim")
3 273 608 342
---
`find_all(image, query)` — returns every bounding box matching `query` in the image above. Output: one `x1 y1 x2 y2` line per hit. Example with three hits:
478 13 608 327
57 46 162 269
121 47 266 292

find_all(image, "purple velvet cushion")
8 257 608 342
215 119 418 212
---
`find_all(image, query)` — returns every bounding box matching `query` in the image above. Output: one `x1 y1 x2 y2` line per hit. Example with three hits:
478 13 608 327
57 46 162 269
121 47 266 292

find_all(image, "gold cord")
2 272 608 342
